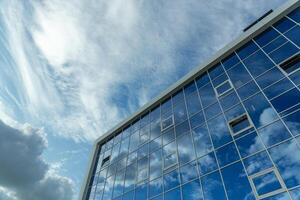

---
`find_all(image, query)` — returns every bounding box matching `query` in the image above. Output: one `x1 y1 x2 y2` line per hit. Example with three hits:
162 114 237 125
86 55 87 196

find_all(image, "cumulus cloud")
0 120 73 200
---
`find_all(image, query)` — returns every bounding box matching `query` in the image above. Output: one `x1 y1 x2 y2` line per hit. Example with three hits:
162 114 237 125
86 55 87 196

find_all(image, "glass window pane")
215 81 232 96
211 73 228 87
224 103 246 122
149 177 163 198
150 149 162 180
161 116 174 131
173 102 187 124
201 171 227 200
165 187 181 200
216 142 240 167
263 35 287 54
192 125 213 158
198 152 218 175
137 143 148 159
135 182 147 200
208 63 224 80
290 69 300 86
263 192 290 200
256 67 285 89
269 139 300 188
137 156 148 182
219 91 240 111
182 179 203 200
173 90 185 105
150 120 161 140
268 42 299 64
177 133 196 165
198 82 217 108
236 40 259 60
184 81 197 96
288 7 300 23
124 163 136 192
243 93 278 128
113 170 125 198
149 136 162 153
229 114 251 135
243 151 273 175
282 110 300 136
227 62 253 89
222 53 240 70
222 162 255 200
163 141 178 169
236 131 264 158
273 17 296 33
151 194 163 200
271 88 300 113
161 98 172 116
263 78 294 99
258 120 292 147
162 128 175 146
290 187 300 200
175 120 190 138
254 27 280 47
180 161 199 184
252 171 282 196
196 73 210 89
163 168 180 191
123 190 134 200
236 80 260 100
204 102 222 120
207 115 232 148
280 53 300 74
189 111 205 129
186 93 202 116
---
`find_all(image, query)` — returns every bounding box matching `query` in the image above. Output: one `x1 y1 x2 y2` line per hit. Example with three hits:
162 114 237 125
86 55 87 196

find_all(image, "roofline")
79 0 300 199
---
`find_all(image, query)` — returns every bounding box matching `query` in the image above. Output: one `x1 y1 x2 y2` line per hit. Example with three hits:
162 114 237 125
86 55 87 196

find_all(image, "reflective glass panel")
163 168 180 191
282 110 300 136
236 131 264 158
236 80 260 100
236 40 259 60
273 16 296 33
182 179 203 200
192 125 213 158
149 178 163 198
165 187 181 200
198 82 217 108
189 111 205 129
204 102 222 120
207 115 232 148
201 171 227 200
288 7 300 23
252 171 282 196
177 133 196 164
173 102 187 124
198 152 218 175
222 53 240 70
186 93 202 116
254 27 280 47
227 63 252 88
150 149 162 180
135 182 147 200
271 88 300 113
216 142 240 167
208 63 224 79
256 67 285 89
180 161 198 184
219 91 240 111
243 151 273 175
268 42 299 64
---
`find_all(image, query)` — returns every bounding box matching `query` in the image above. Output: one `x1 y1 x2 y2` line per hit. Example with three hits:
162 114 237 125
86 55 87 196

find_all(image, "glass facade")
84 5 300 200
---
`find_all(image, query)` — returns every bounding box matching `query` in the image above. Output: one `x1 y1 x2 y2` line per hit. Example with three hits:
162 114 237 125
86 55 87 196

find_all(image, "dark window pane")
289 70 300 86
254 27 280 47
180 161 198 184
198 152 218 175
256 67 285 89
196 73 210 89
227 63 252 88
252 171 282 196
186 93 202 116
189 111 205 129
201 172 227 200
208 63 224 80
204 102 222 120
273 17 296 33
243 93 278 128
219 91 240 111
280 53 300 74
258 120 292 147
172 90 185 105
269 139 300 188
207 115 232 148
243 50 274 77
222 53 240 70
263 35 287 53
263 78 294 99
184 81 197 96
229 114 251 135
282 110 300 136
198 82 217 108
271 88 300 113
182 179 203 200
163 168 180 191
288 7 300 23
216 142 239 167
177 133 196 164
236 40 259 60
236 131 264 157
123 191 134 200
149 178 163 198
243 151 273 175
222 162 255 200
268 42 299 64
236 80 260 100
165 187 181 200
192 125 213 158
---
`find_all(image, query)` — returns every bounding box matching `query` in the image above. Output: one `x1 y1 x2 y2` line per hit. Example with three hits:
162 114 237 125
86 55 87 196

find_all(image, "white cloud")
0 119 73 200
0 0 286 143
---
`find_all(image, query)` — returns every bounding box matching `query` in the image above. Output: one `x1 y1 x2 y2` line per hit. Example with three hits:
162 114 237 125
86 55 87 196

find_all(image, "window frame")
161 115 174 132
228 113 253 136
248 167 286 199
101 156 110 168
214 79 234 97
279 53 300 75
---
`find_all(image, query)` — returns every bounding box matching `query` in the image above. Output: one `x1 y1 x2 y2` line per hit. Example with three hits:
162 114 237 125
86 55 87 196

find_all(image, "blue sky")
0 0 287 199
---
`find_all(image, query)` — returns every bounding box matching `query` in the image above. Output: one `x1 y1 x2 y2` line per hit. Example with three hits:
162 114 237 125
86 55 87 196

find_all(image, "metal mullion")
267 40 289 55
273 23 300 49
268 86 297 101
202 72 230 200
235 45 295 199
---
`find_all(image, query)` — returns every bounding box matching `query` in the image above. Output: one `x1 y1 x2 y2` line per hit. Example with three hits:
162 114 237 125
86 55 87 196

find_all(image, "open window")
280 53 300 74
161 115 174 131
228 114 252 136
215 80 233 96
101 156 110 168
249 168 286 199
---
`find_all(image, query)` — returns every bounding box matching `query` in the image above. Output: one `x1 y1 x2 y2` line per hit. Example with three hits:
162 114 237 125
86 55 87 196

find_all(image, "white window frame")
228 113 253 136
279 53 300 76
214 80 233 97
161 115 174 132
249 167 286 199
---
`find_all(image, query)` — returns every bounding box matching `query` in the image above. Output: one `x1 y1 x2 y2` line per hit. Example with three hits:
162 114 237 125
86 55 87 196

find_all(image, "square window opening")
279 53 300 75
215 80 233 97
161 115 174 131
249 168 285 199
228 114 252 136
